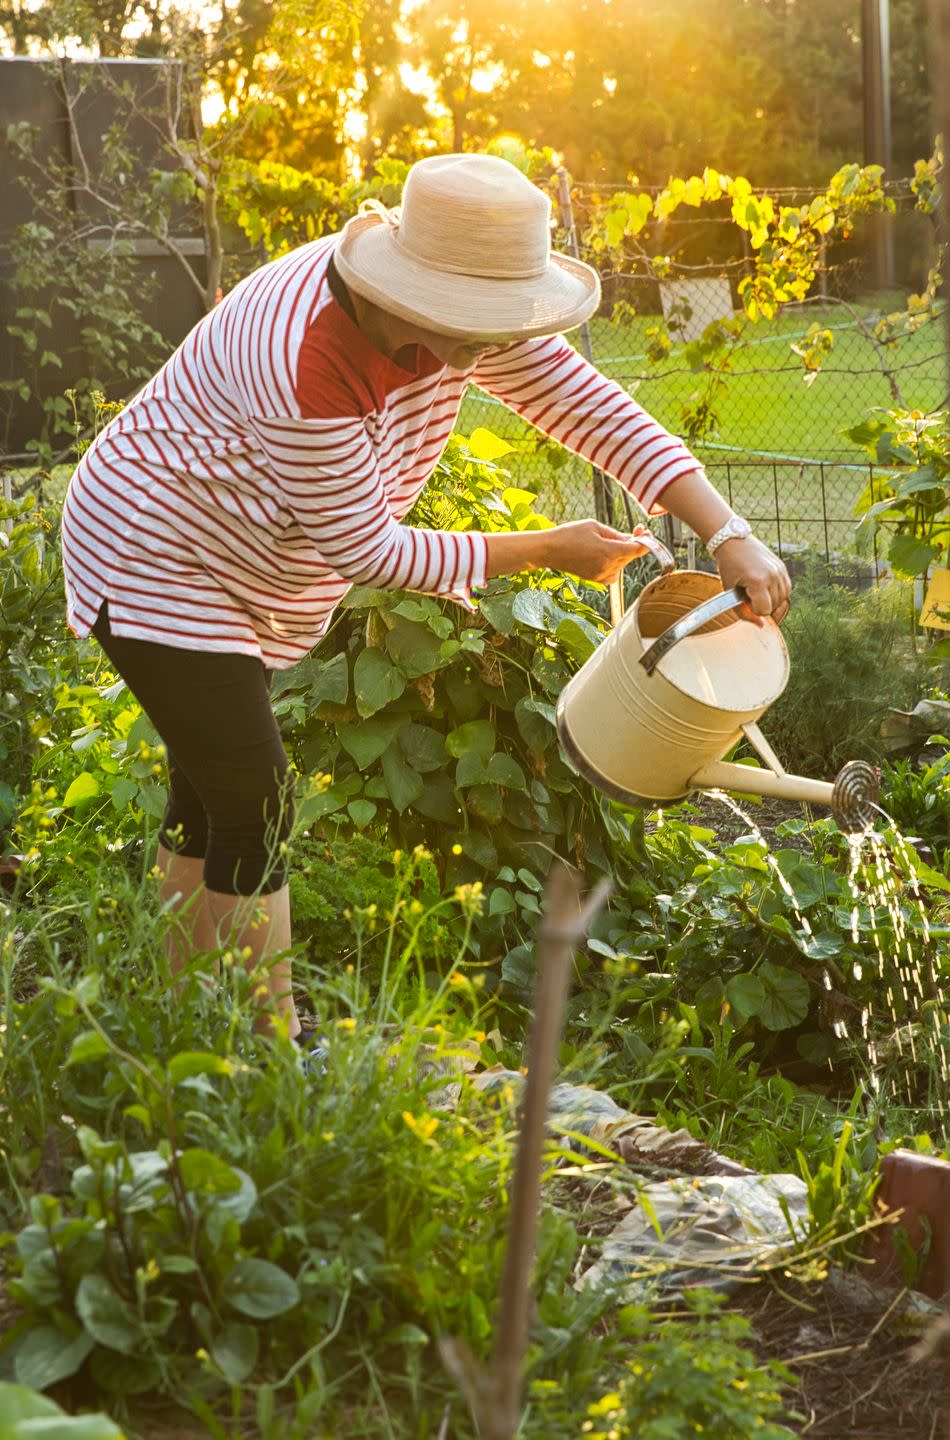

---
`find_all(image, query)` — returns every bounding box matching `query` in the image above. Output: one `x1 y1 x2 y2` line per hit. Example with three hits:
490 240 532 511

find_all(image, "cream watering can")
555 535 879 832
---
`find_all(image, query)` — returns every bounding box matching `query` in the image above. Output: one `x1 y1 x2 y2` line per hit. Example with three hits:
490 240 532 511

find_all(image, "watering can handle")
638 585 750 676
608 531 676 628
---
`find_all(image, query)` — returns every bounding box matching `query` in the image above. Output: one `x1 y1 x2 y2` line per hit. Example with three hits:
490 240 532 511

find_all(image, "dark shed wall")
0 57 207 456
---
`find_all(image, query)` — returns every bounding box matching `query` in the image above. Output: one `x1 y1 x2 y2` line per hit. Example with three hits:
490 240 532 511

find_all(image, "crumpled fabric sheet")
578 1172 809 1297
470 1066 809 1297
472 1066 750 1171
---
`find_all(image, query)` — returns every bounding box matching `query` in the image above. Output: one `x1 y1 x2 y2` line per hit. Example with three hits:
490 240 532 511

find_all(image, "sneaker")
293 1028 330 1077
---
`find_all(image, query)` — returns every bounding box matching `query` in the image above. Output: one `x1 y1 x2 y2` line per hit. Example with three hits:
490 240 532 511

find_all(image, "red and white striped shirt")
62 236 702 669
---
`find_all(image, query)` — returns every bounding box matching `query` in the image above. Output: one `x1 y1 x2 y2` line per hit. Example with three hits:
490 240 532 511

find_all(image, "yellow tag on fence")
921 568 950 630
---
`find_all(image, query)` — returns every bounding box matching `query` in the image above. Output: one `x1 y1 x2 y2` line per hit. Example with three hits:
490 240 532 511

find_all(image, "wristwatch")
705 515 752 554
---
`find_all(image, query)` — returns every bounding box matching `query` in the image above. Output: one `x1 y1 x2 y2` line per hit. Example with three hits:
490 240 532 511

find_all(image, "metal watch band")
705 515 752 554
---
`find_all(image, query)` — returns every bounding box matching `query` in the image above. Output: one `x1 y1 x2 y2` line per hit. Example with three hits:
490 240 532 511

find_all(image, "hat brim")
334 212 601 340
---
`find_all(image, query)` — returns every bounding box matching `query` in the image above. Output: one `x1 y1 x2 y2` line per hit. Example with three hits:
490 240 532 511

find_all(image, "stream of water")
706 790 949 1133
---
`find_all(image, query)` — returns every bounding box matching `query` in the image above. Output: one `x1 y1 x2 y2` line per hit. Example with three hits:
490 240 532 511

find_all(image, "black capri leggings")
92 604 295 895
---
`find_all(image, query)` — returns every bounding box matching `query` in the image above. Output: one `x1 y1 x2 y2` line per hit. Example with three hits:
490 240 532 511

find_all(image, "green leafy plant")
851 407 950 592
0 1383 124 1438
533 1291 795 1439
762 567 925 777
881 746 950 855
270 431 650 999
0 489 66 834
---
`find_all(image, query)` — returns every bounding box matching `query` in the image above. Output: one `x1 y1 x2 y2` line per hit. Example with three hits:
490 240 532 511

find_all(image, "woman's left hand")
714 534 791 623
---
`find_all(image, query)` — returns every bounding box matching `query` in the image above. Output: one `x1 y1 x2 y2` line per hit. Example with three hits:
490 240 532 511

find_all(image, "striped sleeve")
473 335 703 515
250 413 488 603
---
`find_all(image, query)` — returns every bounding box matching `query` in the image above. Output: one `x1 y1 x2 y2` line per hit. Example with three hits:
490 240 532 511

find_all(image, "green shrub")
765 568 924 777
533 1291 795 1440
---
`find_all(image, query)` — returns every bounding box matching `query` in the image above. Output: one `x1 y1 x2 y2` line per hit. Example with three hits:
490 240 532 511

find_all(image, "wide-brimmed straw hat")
334 153 601 340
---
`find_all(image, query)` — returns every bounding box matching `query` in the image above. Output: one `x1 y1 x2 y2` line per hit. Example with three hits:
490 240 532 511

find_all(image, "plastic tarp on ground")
471 1067 810 1297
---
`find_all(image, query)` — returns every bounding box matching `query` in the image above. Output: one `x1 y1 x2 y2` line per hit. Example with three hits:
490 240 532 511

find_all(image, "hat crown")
396 154 552 280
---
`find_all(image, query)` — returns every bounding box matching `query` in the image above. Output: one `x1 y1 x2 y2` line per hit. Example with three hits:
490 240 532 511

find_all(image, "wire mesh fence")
458 174 946 562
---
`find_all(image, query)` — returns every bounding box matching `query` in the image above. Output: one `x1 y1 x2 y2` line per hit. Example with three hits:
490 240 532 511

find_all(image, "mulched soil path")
736 1276 950 1439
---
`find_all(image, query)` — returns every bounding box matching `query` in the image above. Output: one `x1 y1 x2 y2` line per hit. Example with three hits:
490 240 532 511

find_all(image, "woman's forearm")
656 469 735 546
481 529 552 577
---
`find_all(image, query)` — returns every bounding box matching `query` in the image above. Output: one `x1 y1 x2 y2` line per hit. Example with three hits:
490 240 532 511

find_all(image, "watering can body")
555 546 878 829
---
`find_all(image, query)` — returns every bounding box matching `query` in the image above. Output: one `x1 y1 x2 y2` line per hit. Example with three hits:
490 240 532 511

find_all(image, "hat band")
395 227 550 280
357 198 549 281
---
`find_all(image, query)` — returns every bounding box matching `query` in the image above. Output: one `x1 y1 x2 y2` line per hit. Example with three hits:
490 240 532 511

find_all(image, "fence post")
555 167 612 527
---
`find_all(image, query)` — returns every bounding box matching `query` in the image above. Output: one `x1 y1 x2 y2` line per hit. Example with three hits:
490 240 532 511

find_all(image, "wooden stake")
441 860 611 1440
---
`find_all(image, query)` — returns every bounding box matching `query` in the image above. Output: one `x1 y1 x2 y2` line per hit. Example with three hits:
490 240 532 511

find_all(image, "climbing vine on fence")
581 142 944 443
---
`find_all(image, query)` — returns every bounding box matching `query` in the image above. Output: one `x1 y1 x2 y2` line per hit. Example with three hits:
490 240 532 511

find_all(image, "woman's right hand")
539 520 657 584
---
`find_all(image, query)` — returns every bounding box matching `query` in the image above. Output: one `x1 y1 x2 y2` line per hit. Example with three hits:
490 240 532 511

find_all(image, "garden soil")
737 1274 950 1438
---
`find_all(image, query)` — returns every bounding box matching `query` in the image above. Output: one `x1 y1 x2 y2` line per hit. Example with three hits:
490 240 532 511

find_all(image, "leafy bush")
0 489 66 833
271 433 650 999
881 747 950 855
763 569 924 777
0 854 625 1436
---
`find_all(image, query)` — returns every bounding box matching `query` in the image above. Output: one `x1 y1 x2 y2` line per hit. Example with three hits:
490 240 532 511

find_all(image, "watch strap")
706 515 752 554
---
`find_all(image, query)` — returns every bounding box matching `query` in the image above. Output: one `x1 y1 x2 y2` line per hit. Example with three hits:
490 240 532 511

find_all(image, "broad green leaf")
465 427 513 461
501 943 535 994
889 532 938 578
478 591 517 634
62 772 100 808
398 723 447 773
466 784 504 825
168 1052 233 1085
87 1348 161 1396
488 887 516 917
756 962 810 1031
109 777 138 812
66 1031 110 1067
458 829 497 870
383 1322 430 1346
338 715 401 768
14 1326 94 1390
487 753 526 790
798 931 844 961
75 1274 140 1354
553 616 597 664
347 798 377 827
211 1322 259 1384
139 782 167 819
725 973 766 1022
445 719 495 760
456 750 491 788
694 976 727 1027
307 651 349 706
380 746 423 813
353 649 405 718
514 696 556 750
222 1258 300 1319
0 781 16 822
177 1148 243 1196
771 851 831 909
385 617 445 678
413 776 460 824
511 588 557 631
0 1383 62 1421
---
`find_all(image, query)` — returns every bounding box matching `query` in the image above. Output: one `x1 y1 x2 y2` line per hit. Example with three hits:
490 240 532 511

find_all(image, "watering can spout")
689 758 880 832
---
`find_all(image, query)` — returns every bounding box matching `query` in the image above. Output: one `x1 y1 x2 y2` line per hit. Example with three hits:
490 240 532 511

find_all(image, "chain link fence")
458 176 946 564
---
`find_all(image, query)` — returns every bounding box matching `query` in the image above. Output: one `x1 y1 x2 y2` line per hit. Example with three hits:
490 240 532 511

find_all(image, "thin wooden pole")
441 861 611 1440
